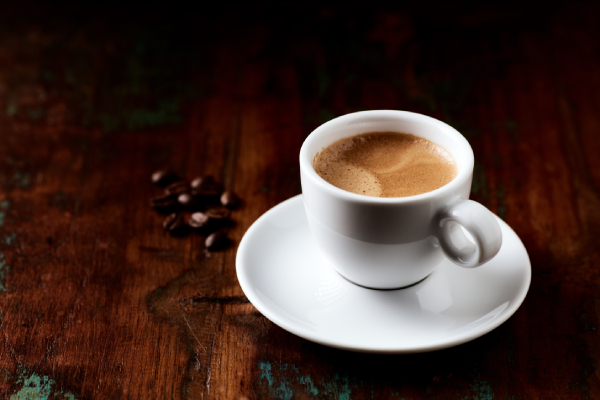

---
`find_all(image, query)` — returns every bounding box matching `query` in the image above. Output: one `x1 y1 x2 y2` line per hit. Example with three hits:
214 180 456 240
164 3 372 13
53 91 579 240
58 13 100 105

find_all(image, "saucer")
236 195 531 354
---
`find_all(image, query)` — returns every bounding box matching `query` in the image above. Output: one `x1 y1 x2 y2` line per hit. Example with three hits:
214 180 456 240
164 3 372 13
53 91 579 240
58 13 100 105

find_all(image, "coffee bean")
151 194 179 214
206 207 230 220
178 193 203 211
189 212 211 229
190 175 215 189
149 173 241 249
163 213 189 236
205 231 228 250
189 209 230 233
165 181 190 196
190 176 223 199
220 191 240 209
152 170 179 187
192 183 223 197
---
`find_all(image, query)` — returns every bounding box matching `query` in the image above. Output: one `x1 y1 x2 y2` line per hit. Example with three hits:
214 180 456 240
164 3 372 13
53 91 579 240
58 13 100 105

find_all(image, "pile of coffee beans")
150 169 241 251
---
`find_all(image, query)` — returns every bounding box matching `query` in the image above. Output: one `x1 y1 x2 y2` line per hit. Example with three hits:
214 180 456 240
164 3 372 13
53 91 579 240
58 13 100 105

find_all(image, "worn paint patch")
11 368 77 400
258 362 274 386
468 380 494 400
5 233 17 246
321 374 351 400
0 253 10 293
298 374 319 396
11 172 31 189
258 362 497 399
0 172 31 190
258 362 293 399
12 371 53 400
258 361 352 400
0 199 8 226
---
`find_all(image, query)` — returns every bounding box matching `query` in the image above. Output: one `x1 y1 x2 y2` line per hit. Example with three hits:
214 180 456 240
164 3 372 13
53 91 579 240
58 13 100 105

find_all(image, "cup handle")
436 200 503 268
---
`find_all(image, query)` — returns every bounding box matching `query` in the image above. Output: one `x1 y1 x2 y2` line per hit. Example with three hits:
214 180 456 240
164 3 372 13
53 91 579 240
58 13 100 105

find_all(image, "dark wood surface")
0 3 599 399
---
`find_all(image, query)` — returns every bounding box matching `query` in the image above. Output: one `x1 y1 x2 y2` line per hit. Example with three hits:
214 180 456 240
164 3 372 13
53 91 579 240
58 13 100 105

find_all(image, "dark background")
0 2 599 399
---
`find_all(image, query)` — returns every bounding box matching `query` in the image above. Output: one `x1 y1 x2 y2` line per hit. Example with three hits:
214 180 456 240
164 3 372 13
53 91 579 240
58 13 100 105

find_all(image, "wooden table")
0 3 598 399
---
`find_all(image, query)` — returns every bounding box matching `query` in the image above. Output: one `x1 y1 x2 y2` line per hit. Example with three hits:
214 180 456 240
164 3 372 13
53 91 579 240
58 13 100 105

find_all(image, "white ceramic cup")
299 110 502 289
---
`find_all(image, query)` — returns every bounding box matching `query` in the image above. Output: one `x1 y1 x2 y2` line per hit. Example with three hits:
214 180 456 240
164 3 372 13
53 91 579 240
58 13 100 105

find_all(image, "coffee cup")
299 110 502 289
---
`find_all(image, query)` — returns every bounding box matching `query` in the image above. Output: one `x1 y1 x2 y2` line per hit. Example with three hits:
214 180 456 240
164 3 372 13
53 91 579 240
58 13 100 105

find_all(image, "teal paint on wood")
11 372 53 400
11 368 77 400
5 233 16 246
258 361 497 399
0 253 9 293
258 362 293 400
0 199 14 294
322 374 351 400
11 172 31 189
298 375 319 396
468 380 494 400
258 361 353 400
258 362 274 386
0 199 8 226
0 173 30 190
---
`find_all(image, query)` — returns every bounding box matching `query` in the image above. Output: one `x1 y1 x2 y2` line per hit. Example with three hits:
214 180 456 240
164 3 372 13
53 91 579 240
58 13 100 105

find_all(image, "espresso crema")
313 132 458 197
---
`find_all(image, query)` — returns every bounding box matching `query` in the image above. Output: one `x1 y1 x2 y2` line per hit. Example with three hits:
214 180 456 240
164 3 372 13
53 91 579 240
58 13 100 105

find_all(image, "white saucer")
236 195 531 354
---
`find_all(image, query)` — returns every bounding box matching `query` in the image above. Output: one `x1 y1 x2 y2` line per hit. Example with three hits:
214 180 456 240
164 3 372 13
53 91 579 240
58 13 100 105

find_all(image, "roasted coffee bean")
220 191 240 209
178 193 203 211
151 194 179 214
163 213 189 236
192 183 223 197
190 175 214 189
189 212 211 229
165 181 190 196
190 176 223 198
149 173 241 248
189 209 230 233
205 231 228 250
206 207 230 220
152 170 180 187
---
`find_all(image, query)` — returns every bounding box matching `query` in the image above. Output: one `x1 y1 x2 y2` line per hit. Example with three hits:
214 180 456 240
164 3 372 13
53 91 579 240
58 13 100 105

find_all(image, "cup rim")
299 110 475 204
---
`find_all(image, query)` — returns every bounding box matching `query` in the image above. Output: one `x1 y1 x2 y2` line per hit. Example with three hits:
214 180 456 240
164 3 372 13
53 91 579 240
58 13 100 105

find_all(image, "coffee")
313 132 457 197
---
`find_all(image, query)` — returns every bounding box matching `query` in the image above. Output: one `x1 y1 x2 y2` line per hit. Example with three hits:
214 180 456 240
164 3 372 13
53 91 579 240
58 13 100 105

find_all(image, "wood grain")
0 2 599 399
